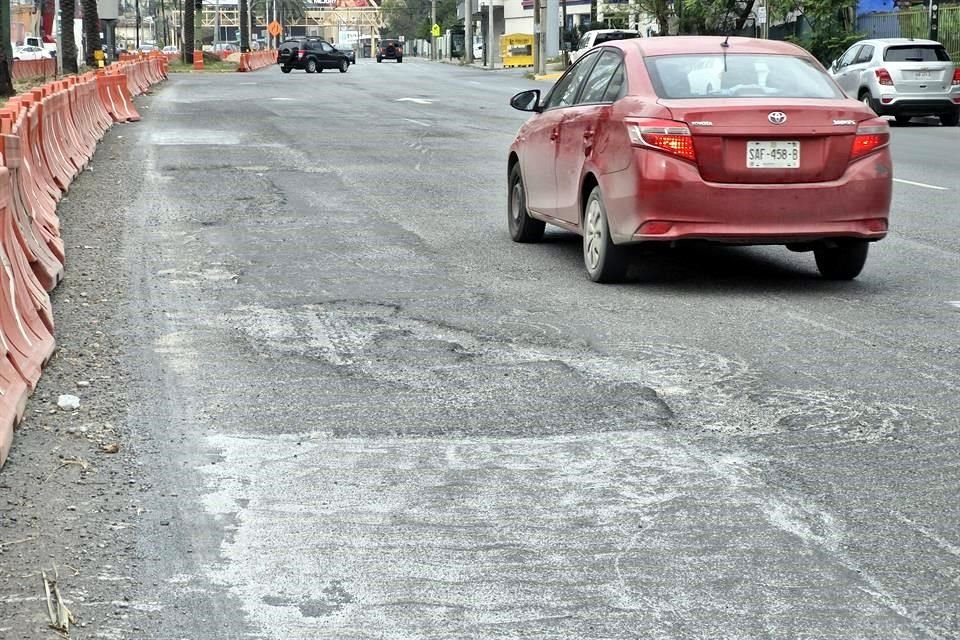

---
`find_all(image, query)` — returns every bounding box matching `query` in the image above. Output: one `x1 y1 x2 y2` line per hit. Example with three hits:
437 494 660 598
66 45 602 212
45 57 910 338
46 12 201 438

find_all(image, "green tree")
82 0 103 67
779 0 860 64
600 0 672 35
382 0 458 40
62 0 80 73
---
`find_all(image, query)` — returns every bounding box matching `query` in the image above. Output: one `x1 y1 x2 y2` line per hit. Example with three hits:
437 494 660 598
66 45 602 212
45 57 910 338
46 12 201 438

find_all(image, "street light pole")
431 0 437 60
136 0 141 48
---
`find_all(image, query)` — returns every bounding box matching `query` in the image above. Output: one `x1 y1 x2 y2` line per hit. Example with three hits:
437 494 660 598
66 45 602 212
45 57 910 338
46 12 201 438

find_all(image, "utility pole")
431 0 437 60
561 0 568 65
214 0 220 47
486 0 494 68
533 0 543 75
136 0 141 48
465 0 473 63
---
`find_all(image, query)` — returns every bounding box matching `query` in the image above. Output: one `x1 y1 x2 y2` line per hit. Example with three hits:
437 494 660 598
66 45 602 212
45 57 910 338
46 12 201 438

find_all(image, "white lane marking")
404 118 431 127
947 301 960 309
893 178 948 191
468 80 483 85
396 97 434 104
270 97 296 101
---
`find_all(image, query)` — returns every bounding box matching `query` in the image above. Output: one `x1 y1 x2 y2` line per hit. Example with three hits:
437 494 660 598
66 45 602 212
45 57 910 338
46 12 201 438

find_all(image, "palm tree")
0 0 13 97
82 0 103 67
62 0 79 73
183 0 194 62
240 0 250 51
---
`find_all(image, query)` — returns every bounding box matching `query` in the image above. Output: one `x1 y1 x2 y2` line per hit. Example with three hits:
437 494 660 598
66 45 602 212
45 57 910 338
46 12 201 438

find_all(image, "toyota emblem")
768 111 788 125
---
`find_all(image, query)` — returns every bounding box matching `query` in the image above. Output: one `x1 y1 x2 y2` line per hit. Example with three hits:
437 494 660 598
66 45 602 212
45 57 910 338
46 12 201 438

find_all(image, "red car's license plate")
747 141 800 169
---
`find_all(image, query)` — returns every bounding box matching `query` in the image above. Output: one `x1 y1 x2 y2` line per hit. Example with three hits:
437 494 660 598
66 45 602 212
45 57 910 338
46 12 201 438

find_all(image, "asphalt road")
5 58 960 639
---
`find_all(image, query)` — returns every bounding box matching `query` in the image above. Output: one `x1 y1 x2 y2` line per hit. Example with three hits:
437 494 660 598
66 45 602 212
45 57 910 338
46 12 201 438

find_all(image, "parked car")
277 37 351 73
333 42 356 65
377 39 403 63
507 36 892 282
13 45 51 61
139 43 157 53
569 29 640 64
829 38 960 126
162 45 178 55
212 42 239 55
23 36 56 59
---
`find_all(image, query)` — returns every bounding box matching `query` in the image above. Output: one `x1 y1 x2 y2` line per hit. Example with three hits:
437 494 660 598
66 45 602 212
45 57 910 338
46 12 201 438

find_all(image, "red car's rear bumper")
602 148 893 245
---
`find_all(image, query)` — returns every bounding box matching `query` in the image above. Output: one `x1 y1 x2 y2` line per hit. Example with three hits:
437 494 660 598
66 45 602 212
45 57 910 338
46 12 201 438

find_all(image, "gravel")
0 99 149 638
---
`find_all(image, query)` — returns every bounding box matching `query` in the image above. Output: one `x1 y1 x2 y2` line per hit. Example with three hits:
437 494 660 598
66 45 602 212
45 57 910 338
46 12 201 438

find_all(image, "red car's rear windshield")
646 53 843 99
883 45 950 62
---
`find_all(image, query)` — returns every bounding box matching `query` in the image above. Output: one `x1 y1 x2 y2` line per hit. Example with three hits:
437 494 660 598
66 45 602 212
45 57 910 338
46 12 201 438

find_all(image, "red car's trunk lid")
661 99 867 184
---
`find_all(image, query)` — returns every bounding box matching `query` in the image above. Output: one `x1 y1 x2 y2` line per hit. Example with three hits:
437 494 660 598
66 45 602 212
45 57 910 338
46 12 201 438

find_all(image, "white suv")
829 38 960 126
569 30 640 64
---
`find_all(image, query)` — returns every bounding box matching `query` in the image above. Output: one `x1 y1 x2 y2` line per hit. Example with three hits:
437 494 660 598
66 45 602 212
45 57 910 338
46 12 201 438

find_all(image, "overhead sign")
431 23 441 37
267 21 282 37
97 0 120 20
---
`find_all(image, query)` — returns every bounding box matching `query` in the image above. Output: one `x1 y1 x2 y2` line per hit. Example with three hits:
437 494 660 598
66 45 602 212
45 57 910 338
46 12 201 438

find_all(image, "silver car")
829 38 959 126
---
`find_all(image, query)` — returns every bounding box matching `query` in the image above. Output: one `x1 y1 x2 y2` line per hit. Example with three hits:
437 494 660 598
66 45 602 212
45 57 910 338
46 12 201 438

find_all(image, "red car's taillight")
851 119 890 160
875 68 894 86
626 119 696 162
952 67 960 86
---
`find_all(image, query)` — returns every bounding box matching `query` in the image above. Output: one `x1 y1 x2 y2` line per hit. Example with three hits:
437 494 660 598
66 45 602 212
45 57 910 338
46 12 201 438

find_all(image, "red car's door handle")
583 129 595 141
550 127 560 142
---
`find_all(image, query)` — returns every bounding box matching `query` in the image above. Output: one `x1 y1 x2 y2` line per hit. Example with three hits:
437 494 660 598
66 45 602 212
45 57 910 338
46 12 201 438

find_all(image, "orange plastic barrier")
0 55 165 468
11 59 57 82
237 50 276 72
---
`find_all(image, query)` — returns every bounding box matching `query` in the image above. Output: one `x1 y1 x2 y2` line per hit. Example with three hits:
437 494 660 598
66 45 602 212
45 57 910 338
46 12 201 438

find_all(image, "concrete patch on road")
196 429 918 639
150 129 243 146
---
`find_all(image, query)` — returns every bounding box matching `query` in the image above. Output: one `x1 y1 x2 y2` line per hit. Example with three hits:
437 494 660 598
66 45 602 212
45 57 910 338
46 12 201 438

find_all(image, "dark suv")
277 38 351 74
377 39 403 63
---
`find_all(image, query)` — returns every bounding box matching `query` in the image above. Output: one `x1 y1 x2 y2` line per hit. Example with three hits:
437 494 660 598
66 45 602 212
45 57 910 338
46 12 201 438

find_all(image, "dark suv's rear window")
883 45 950 62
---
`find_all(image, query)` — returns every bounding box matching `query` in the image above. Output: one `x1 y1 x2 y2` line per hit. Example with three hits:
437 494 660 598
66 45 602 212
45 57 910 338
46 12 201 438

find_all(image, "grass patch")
167 59 239 73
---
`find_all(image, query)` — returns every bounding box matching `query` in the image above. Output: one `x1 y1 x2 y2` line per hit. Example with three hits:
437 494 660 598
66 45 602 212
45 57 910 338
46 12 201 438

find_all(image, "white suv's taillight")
952 67 960 86
626 119 696 162
851 119 890 160
875 68 895 86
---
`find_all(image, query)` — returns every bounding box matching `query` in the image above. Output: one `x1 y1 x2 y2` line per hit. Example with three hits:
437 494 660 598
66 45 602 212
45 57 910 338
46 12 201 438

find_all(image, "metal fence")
857 6 960 60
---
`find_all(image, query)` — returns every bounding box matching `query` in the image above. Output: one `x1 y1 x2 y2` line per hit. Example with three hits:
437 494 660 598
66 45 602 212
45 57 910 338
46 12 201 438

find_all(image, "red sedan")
507 37 892 282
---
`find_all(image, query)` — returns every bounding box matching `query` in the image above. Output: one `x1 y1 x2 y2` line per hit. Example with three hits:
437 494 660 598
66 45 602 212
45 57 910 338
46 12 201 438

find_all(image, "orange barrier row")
11 59 57 82
238 50 276 72
0 56 166 468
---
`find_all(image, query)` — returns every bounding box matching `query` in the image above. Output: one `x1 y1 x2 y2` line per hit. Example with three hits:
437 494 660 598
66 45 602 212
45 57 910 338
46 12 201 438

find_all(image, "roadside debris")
57 395 81 411
42 565 76 634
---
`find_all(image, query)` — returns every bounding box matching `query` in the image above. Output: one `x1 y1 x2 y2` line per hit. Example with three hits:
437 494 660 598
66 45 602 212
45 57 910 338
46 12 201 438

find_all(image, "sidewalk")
430 56 565 81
